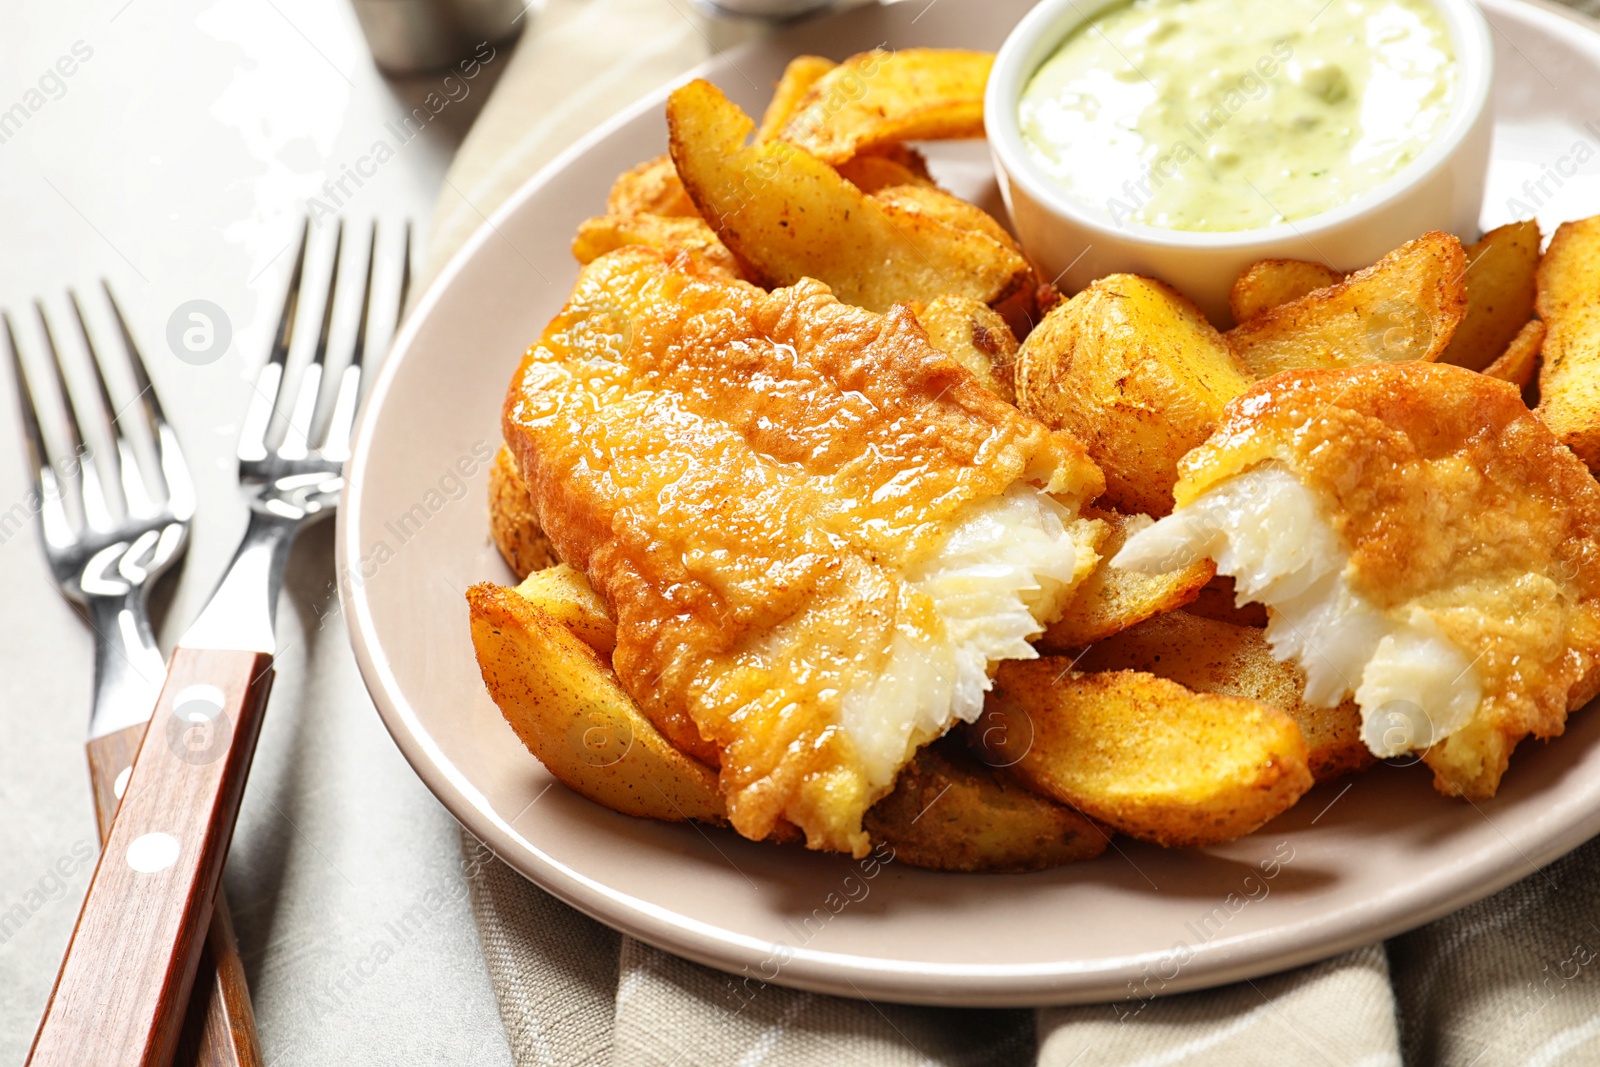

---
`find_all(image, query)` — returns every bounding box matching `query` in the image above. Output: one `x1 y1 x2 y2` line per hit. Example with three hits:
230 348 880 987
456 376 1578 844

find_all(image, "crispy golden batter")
1174 363 1600 797
503 248 1103 855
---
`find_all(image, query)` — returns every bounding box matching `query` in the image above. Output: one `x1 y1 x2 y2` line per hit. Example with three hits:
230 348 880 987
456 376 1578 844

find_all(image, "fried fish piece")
503 248 1105 855
1116 363 1600 799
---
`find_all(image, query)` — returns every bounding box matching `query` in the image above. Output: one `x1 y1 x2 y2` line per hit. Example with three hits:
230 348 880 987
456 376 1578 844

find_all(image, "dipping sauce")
1018 0 1458 232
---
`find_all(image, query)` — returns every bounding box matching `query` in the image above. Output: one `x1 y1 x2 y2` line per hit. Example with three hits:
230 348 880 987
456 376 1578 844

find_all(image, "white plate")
339 0 1600 1006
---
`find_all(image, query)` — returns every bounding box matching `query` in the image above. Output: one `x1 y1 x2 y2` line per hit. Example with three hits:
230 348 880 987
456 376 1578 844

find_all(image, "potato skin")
605 154 699 218
1075 611 1373 783
571 214 741 277
1225 231 1467 377
1039 508 1213 648
1483 318 1544 391
864 740 1108 873
1537 215 1600 470
489 446 556 580
912 294 1019 403
1229 259 1345 324
467 583 726 823
971 664 1313 848
773 48 992 164
1442 220 1542 373
1016 274 1253 516
667 78 1027 314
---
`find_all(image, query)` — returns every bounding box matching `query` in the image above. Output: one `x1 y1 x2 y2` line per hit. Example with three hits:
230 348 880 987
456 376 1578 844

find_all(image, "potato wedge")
913 294 1019 403
468 583 726 823
1039 509 1214 648
970 664 1313 847
756 55 836 140
605 154 698 218
1537 215 1600 469
871 182 1022 252
1229 259 1345 323
1225 231 1467 377
1483 318 1545 390
775 48 992 163
864 739 1108 872
1441 220 1542 372
514 563 616 656
1183 576 1268 628
489 446 556 580
667 79 1027 313
572 214 741 276
1015 274 1254 516
835 153 936 194
1075 611 1372 783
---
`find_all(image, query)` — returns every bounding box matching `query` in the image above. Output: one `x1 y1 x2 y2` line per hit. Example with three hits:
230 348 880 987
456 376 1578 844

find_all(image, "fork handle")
85 725 264 1067
30 647 273 1067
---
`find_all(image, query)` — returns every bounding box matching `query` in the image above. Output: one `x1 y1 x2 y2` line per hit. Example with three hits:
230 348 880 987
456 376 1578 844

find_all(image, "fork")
28 218 409 1067
4 286 263 1067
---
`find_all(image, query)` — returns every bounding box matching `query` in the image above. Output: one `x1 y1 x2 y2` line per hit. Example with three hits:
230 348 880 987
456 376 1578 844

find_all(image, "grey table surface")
0 1 515 1063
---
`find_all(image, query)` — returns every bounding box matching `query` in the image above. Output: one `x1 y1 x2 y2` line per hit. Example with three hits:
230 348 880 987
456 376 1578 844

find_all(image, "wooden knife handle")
30 646 273 1067
86 725 264 1067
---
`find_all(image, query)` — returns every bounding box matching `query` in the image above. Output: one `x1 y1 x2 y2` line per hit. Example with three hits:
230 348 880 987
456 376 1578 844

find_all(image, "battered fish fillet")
503 248 1105 855
1117 363 1600 799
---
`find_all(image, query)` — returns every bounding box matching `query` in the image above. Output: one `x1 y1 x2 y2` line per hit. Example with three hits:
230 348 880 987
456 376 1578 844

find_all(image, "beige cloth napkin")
428 2 1600 1062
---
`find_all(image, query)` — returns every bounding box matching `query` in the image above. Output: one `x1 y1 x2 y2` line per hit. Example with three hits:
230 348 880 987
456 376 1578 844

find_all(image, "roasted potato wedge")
971 664 1313 848
1016 274 1254 516
1483 318 1545 390
667 79 1027 313
913 294 1019 402
1537 215 1600 469
572 214 741 276
1183 576 1268 628
1229 259 1345 323
864 739 1108 872
489 446 555 580
1039 509 1214 648
834 150 935 193
514 563 616 655
871 182 1022 251
1075 611 1372 783
756 55 836 140
605 154 698 218
1441 220 1542 372
774 48 992 163
1225 231 1467 377
468 583 726 823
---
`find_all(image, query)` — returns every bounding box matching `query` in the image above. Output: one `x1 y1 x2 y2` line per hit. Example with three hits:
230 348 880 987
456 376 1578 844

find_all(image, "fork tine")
70 290 152 518
320 223 379 460
38 301 112 532
397 220 412 323
4 312 75 549
102 281 194 520
281 220 342 460
239 219 309 463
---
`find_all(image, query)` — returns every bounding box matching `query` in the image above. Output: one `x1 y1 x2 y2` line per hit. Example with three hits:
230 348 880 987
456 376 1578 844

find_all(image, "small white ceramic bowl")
985 0 1495 325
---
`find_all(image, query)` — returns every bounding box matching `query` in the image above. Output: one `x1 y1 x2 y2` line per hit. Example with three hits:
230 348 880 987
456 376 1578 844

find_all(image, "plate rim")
338 0 1600 1006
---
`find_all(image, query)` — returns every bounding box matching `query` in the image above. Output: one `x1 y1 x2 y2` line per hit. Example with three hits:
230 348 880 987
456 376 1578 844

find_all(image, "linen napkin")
427 2 1600 1062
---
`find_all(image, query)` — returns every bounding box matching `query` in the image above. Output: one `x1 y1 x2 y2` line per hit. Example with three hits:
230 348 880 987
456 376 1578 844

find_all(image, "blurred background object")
352 0 527 74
